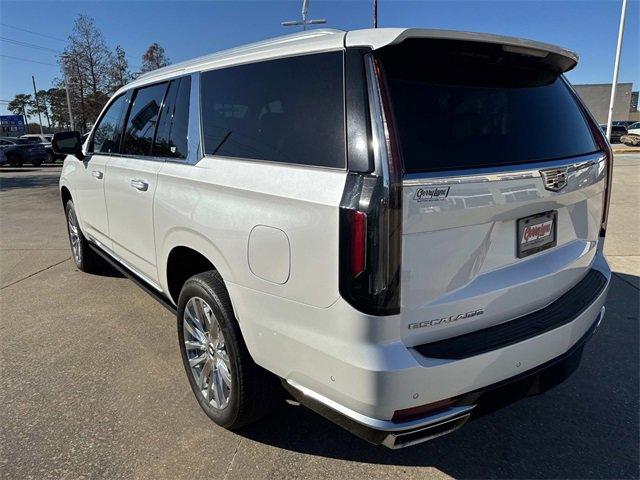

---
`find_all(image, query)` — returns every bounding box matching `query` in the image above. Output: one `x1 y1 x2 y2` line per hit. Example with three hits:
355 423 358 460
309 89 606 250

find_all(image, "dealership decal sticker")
413 186 450 202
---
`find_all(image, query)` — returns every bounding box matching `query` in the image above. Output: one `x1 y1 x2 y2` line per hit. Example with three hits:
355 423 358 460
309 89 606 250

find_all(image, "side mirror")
52 131 85 161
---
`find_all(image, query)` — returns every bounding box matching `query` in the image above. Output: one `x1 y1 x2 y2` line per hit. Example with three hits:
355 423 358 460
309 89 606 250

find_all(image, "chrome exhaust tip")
381 412 472 449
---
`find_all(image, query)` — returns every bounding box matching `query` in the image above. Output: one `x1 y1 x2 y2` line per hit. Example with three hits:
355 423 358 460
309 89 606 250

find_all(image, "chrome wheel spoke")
185 302 206 334
184 340 205 351
217 355 232 387
189 353 207 369
212 368 226 407
194 298 210 332
183 317 206 343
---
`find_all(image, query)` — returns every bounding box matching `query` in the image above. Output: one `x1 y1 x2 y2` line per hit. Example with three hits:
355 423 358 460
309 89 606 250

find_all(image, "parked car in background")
56 28 611 449
20 133 64 162
627 122 640 136
612 120 635 129
21 133 52 143
0 148 7 166
599 124 627 143
0 137 47 167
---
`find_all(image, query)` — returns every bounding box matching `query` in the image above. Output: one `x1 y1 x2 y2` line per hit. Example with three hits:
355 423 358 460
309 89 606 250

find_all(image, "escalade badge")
408 308 485 330
540 167 568 192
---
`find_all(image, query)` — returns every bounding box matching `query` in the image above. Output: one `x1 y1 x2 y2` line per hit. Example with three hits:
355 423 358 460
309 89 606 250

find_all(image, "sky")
0 0 638 117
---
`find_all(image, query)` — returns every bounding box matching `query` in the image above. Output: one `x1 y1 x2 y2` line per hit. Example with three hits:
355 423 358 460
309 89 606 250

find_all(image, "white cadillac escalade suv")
55 28 612 448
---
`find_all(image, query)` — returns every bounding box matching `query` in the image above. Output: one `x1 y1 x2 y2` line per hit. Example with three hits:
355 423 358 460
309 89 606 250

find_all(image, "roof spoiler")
346 28 578 73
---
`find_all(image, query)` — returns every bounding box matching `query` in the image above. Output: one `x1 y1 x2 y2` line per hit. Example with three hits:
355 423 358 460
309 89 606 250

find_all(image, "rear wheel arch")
166 246 222 306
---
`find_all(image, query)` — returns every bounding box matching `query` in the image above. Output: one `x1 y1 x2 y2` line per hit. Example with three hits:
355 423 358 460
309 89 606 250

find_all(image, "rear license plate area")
517 211 557 258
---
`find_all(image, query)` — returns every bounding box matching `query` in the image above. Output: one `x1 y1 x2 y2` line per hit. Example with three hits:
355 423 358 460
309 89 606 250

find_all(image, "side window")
91 94 127 154
200 51 345 168
153 76 191 159
121 82 168 156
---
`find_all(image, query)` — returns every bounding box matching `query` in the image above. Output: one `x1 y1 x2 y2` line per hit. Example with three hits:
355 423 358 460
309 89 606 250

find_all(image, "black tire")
47 152 54 164
64 200 101 273
7 154 23 167
31 158 43 167
177 271 281 429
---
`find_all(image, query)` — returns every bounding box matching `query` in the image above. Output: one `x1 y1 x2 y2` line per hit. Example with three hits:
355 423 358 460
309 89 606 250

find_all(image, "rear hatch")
375 38 607 346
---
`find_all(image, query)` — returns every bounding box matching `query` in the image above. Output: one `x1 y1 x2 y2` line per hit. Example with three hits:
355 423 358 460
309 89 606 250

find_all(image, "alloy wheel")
183 296 232 409
67 209 82 265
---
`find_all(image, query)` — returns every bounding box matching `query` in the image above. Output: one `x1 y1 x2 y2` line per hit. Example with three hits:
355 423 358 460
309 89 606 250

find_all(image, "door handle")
130 179 149 191
91 170 103 179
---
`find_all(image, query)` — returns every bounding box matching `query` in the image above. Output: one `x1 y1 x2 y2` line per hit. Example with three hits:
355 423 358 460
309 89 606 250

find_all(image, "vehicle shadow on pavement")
90 261 126 279
237 273 640 479
0 172 62 191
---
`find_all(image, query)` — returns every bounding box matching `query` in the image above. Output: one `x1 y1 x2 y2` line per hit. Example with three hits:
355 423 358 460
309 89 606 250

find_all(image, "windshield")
377 39 597 173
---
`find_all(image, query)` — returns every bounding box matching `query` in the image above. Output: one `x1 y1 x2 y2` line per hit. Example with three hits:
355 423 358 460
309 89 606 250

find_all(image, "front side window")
121 82 168 156
92 94 127 154
153 76 191 159
200 51 345 168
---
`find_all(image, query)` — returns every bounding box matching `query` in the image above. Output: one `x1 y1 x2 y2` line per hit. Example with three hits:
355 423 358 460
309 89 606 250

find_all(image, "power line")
0 23 66 42
0 36 61 53
0 54 57 67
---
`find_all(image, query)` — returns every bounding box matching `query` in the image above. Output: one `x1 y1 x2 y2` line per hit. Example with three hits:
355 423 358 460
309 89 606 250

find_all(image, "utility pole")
31 75 44 135
282 0 326 30
374 0 378 28
605 0 628 142
60 55 75 131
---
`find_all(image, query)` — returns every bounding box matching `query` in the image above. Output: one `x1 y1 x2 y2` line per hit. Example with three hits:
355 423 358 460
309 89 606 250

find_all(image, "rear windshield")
377 39 597 173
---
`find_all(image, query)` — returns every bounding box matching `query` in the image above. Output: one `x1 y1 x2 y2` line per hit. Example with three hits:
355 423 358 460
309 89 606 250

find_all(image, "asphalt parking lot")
1 157 638 479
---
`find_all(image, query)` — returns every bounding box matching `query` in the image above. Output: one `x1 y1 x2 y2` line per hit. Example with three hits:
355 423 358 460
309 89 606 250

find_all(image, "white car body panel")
154 156 346 307
401 154 606 346
69 153 112 248
104 157 164 282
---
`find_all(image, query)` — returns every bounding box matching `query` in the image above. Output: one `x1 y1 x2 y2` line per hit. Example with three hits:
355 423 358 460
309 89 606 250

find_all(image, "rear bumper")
285 305 605 448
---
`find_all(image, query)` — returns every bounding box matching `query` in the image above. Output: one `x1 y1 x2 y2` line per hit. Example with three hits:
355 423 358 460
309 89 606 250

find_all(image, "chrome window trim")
364 53 389 182
402 152 605 186
184 72 202 165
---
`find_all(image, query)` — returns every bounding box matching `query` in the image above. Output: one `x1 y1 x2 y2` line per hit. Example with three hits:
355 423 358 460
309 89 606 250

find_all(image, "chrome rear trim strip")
403 152 605 186
286 379 475 432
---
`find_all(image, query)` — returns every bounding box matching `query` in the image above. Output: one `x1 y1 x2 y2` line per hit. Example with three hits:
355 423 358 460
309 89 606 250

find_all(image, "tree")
141 43 169 73
67 14 111 95
107 45 132 94
7 94 32 123
28 90 52 129
60 14 113 130
47 87 71 131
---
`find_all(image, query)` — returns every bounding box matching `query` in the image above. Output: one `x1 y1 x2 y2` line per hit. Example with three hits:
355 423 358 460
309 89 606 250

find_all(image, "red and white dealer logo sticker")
521 220 553 243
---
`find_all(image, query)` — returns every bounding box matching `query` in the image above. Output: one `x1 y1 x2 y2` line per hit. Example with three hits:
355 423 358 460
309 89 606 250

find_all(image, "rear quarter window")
377 39 597 173
200 51 345 168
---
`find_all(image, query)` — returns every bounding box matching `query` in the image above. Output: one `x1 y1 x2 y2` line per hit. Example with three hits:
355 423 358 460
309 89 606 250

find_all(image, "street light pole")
60 55 75 131
31 75 44 135
605 0 628 141
374 0 378 28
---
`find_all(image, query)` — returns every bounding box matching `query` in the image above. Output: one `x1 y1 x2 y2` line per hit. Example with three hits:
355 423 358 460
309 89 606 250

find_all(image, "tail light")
339 55 402 316
564 78 613 238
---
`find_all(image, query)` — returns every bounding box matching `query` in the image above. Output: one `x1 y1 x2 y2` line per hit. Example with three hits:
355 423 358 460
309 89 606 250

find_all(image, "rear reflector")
350 210 367 277
392 397 457 423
